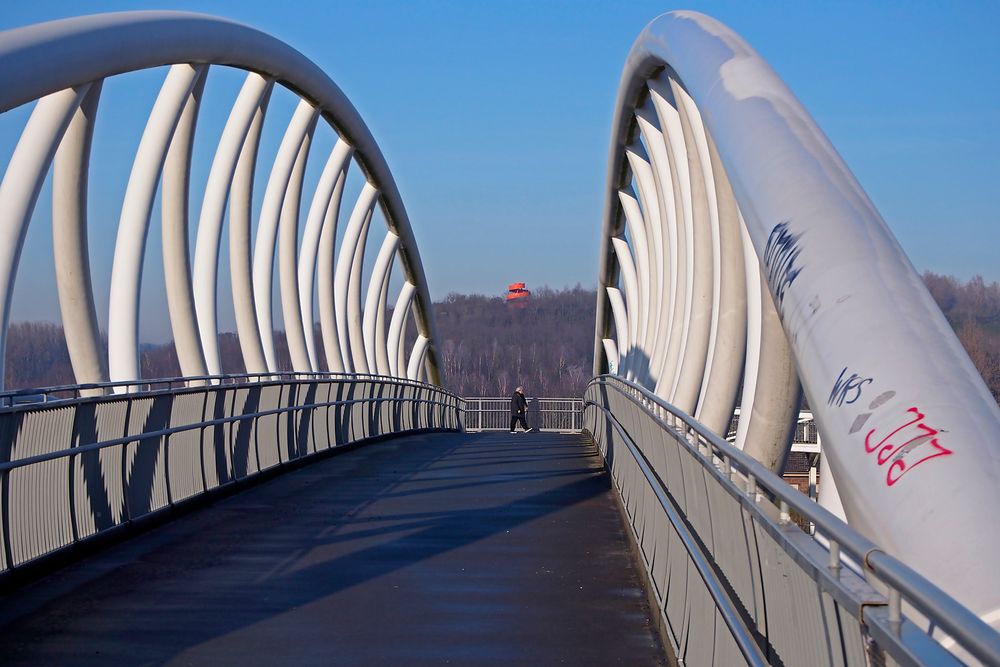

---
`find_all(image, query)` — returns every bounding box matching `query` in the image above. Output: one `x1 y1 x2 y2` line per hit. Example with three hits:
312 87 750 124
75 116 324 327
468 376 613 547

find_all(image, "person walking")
509 386 532 433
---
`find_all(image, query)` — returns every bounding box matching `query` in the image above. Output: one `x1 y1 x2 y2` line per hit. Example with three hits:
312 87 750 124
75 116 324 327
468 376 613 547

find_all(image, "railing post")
828 540 841 572
888 587 902 626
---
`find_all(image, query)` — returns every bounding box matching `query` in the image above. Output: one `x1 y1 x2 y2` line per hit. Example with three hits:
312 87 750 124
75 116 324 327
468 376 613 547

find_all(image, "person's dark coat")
510 391 527 415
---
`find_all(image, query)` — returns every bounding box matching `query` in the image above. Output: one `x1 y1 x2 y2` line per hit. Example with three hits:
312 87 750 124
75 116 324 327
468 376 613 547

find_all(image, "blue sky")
1 1 998 342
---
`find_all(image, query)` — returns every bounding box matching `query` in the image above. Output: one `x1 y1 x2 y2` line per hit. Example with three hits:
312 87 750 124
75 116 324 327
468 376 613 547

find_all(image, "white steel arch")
193 71 272 377
594 10 1000 633
0 11 444 391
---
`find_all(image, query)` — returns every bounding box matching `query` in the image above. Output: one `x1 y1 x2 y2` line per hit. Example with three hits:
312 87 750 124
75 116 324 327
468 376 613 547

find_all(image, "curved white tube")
817 448 846 521
299 139 352 370
617 189 649 378
0 88 90 371
318 169 350 372
602 338 620 375
396 305 412 379
387 282 415 377
252 99 318 371
334 182 378 372
109 64 204 388
52 82 106 393
406 334 429 381
634 107 671 386
597 12 1000 623
651 82 693 404
606 287 629 373
363 231 398 372
743 260 801 473
373 263 393 376
647 81 683 401
193 72 271 375
623 145 659 385
0 84 89 393
734 219 762 453
278 129 316 372
693 131 747 436
669 78 715 414
161 70 209 381
610 237 640 375
347 208 375 373
229 88 272 374
0 11 446 387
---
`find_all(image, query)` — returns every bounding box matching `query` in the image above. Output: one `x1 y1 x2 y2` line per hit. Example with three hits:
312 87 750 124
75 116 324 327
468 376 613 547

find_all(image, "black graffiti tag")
828 367 873 407
763 221 803 311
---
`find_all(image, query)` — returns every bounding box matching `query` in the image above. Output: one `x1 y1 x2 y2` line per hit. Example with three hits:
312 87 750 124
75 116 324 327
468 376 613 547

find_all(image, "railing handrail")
0 393 455 474
460 396 583 432
0 371 465 406
0 373 463 577
589 374 1000 665
459 396 583 400
592 391 767 664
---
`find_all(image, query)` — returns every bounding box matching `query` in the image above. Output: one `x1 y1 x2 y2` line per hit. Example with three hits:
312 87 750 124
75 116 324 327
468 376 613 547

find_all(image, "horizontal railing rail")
0 374 463 578
461 397 583 432
0 371 438 405
585 374 1000 666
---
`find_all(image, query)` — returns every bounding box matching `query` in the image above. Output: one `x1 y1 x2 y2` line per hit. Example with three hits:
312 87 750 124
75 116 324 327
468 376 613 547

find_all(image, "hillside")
434 286 595 397
3 275 999 405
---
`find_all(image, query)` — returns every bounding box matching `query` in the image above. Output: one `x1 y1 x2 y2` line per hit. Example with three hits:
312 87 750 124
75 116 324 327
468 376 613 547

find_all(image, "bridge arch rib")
0 10 443 390
594 8 1000 649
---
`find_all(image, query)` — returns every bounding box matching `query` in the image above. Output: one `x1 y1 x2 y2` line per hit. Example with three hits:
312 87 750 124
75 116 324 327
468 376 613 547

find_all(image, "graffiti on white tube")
828 367 873 407
763 221 803 312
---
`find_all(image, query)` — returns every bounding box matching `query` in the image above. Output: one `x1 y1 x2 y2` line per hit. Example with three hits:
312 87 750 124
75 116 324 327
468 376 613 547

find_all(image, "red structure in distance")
506 282 530 308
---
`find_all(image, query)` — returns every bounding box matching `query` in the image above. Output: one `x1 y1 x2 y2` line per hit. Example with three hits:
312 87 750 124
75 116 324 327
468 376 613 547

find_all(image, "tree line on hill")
922 272 1000 401
4 273 999 404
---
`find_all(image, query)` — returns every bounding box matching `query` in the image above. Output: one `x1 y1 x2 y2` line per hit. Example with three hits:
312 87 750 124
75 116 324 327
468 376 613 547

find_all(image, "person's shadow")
528 397 541 431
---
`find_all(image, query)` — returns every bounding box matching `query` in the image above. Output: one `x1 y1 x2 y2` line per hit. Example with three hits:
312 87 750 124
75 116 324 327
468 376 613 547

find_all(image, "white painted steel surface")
0 86 90 393
300 139 352 371
363 232 399 374
109 64 205 390
253 100 317 372
593 10 1000 630
387 282 415 378
0 11 444 390
335 183 378 374
229 89 272 375
161 71 209 382
586 376 1000 666
193 72 272 376
52 83 107 392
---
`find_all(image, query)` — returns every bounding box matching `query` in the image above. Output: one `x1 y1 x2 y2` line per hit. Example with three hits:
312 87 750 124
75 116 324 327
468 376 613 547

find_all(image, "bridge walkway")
0 431 665 665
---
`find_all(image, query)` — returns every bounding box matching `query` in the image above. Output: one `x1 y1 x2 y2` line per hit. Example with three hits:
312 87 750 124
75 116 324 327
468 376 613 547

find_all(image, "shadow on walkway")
0 431 665 666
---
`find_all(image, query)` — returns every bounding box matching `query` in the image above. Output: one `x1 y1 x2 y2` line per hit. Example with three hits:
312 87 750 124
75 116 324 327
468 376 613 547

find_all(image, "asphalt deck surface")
0 431 666 666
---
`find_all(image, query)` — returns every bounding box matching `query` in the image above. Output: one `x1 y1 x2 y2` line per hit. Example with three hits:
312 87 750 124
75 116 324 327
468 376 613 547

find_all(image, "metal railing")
462 397 583 432
0 371 410 405
727 408 821 451
585 375 1000 666
0 373 463 578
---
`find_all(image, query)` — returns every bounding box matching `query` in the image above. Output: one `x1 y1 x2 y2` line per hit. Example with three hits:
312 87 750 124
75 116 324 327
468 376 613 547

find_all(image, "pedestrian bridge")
1 10 999 666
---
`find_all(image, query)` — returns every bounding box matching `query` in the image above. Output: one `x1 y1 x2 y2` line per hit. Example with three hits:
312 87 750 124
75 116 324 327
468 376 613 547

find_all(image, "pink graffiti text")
863 407 953 487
